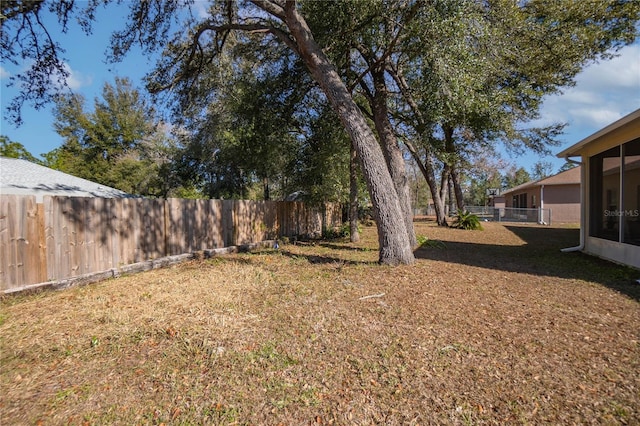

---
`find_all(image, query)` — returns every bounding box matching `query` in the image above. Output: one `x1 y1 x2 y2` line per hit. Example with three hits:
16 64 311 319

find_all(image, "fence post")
538 207 541 225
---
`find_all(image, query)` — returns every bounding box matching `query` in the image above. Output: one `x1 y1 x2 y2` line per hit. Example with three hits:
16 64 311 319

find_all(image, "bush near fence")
0 196 341 292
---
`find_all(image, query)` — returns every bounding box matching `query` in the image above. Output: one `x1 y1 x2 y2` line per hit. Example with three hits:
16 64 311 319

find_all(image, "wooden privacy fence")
0 196 342 291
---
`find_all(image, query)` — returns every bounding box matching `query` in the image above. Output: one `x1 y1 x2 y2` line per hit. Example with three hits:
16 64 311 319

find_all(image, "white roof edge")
556 108 640 159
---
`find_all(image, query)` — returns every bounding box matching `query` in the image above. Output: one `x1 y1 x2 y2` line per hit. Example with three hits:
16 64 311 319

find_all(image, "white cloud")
578 44 640 90
50 62 93 91
192 1 211 19
538 43 640 130
0 66 9 80
63 63 93 90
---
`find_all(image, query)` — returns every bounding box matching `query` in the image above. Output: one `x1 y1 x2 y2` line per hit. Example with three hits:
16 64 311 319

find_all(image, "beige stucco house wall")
501 166 581 224
557 108 640 269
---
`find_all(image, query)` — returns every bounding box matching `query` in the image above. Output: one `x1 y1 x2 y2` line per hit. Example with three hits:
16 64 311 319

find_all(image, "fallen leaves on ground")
1 220 638 425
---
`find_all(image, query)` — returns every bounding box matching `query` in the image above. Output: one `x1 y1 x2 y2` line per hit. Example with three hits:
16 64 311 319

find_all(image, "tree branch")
151 20 298 93
347 1 420 93
387 62 426 133
249 0 286 20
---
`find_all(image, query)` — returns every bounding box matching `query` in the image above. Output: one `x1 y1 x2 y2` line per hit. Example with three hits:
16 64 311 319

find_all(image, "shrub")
452 210 483 230
416 234 447 249
323 223 357 239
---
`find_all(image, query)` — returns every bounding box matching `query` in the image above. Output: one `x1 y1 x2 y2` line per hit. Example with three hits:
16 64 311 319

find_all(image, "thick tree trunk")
349 142 360 243
448 175 456 214
263 177 270 201
442 124 464 211
427 153 447 226
439 165 449 214
370 68 417 248
283 3 413 264
451 166 465 211
404 140 448 226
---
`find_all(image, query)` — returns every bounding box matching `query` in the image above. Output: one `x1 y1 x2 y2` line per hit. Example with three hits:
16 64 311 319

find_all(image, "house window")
589 138 640 245
519 193 527 209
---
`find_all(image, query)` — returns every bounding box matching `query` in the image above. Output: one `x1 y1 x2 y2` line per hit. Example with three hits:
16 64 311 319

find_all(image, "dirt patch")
1 220 639 425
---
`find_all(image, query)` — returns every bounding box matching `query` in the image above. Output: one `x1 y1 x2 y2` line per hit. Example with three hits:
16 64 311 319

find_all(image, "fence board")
43 197 55 281
84 198 95 274
97 197 115 271
181 199 194 253
167 198 180 255
37 203 47 283
108 198 121 268
70 197 85 275
141 198 165 259
207 200 224 249
58 197 72 279
264 201 277 240
236 200 252 245
222 200 235 247
0 197 13 288
193 199 207 251
168 198 188 255
131 199 142 262
0 198 7 287
1 196 18 288
119 198 136 264
24 196 43 285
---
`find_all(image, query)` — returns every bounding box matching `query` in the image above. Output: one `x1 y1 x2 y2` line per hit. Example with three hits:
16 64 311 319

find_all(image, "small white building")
557 109 640 269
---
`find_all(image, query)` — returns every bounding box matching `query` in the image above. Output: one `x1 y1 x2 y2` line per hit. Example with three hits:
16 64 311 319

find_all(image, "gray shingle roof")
0 157 132 201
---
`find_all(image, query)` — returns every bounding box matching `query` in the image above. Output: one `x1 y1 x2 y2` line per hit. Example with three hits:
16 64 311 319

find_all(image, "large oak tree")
2 0 415 264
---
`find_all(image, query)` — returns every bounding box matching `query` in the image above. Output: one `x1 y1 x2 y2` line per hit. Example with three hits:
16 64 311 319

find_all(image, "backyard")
1 219 639 425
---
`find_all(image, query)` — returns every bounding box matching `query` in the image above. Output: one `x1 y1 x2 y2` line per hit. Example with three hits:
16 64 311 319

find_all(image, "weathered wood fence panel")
1 196 341 291
325 203 342 231
0 196 46 286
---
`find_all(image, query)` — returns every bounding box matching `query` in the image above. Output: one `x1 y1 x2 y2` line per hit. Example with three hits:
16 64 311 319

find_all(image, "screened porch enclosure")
589 138 640 246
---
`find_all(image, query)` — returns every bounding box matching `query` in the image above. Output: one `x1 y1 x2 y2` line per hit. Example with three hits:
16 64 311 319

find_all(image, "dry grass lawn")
1 219 639 425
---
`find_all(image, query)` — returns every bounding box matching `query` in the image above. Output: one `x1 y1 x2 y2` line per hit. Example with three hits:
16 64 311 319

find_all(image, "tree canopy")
51 77 176 196
0 135 40 162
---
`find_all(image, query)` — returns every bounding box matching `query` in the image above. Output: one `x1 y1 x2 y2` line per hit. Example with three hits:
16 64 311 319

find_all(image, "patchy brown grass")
1 220 639 425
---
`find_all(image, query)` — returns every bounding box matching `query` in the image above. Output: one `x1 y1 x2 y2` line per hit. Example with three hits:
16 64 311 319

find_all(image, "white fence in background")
463 206 552 225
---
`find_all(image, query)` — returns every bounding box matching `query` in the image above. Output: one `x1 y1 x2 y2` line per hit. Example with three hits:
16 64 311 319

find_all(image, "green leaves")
51 77 175 196
0 136 40 163
452 210 483 231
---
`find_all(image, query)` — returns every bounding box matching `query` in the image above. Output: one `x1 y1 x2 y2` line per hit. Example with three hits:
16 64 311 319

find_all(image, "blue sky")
1 8 639 175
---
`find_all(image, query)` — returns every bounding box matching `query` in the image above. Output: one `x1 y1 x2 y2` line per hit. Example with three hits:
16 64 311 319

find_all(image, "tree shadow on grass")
274 249 377 266
414 225 640 302
219 245 377 267
317 242 377 253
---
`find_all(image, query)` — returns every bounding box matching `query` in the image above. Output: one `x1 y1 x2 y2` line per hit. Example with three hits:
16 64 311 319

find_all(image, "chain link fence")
463 206 552 225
